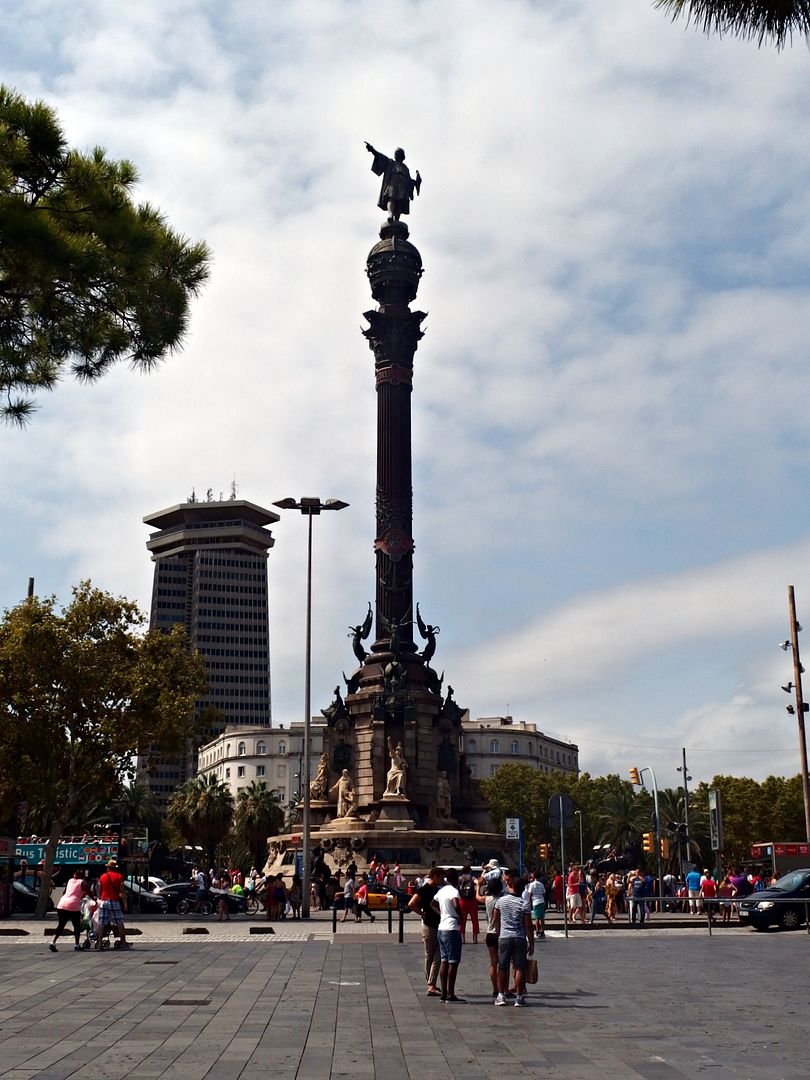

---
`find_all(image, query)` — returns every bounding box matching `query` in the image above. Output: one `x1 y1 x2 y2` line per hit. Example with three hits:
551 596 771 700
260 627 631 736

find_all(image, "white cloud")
4 0 810 787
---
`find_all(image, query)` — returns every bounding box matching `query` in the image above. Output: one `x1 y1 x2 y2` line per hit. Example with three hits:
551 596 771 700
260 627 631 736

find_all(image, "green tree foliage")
480 766 806 872
654 1 810 48
167 773 234 868
231 780 284 870
0 84 210 423
0 582 207 915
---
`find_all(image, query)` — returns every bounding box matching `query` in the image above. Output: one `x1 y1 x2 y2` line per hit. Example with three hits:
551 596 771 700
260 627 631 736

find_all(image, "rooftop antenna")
27 577 34 598
188 487 197 503
230 477 238 500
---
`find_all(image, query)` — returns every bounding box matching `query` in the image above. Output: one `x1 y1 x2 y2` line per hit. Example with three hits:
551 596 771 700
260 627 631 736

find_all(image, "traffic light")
629 767 641 786
642 832 654 854
659 837 670 859
538 843 549 860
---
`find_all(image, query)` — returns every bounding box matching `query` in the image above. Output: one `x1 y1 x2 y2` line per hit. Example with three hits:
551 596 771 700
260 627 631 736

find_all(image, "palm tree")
594 787 649 853
167 774 234 868
656 787 707 873
655 1 810 48
232 781 284 870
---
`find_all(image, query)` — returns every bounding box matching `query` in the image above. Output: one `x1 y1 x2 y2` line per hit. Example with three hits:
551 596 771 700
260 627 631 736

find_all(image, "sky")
4 0 810 792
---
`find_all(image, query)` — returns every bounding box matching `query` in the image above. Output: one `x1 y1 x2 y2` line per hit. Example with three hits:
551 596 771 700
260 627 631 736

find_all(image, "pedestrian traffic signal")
629 767 641 786
538 843 549 860
659 837 670 859
642 832 654 854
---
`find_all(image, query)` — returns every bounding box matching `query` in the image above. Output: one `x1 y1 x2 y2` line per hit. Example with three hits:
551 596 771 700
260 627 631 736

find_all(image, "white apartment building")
196 720 325 805
461 716 579 779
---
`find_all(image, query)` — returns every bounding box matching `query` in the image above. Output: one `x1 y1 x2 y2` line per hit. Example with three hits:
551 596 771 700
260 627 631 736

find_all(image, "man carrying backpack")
458 865 479 944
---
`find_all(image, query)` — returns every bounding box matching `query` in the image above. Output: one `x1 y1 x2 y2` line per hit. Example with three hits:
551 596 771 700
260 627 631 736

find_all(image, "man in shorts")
494 870 534 1007
431 868 464 1003
523 869 546 937
97 858 131 949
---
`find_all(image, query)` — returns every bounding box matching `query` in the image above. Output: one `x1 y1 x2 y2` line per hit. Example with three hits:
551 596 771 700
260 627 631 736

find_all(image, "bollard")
398 906 404 943
332 904 337 933
388 905 393 934
706 905 712 937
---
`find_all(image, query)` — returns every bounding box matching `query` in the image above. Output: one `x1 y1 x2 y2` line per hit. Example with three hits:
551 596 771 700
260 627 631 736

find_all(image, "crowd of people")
549 862 781 927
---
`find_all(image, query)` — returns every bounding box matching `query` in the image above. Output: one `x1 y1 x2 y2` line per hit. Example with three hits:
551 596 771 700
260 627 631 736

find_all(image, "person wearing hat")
481 858 504 897
97 858 131 949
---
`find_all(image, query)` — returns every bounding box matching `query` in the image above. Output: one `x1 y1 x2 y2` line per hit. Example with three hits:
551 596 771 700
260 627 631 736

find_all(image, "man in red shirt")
97 858 131 949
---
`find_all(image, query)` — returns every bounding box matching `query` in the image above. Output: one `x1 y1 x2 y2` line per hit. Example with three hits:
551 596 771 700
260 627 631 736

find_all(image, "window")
490 739 499 754
467 738 476 752
257 765 265 777
469 763 478 778
237 765 245 778
238 742 246 757
277 764 287 778
225 768 230 778
510 740 519 755
490 764 499 775
528 742 533 754
278 741 286 755
257 742 266 755
226 743 231 756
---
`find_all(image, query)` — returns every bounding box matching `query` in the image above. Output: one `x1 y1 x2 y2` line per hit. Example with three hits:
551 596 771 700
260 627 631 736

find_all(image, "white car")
146 876 169 892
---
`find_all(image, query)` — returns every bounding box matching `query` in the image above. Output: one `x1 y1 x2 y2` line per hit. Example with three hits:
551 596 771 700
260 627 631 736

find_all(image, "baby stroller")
80 896 109 950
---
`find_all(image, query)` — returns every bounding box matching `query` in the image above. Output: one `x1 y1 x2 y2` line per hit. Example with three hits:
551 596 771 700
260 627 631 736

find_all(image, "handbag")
525 958 538 984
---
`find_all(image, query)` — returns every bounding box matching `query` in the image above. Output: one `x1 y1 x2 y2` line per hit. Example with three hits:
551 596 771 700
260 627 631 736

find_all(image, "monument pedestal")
376 796 415 829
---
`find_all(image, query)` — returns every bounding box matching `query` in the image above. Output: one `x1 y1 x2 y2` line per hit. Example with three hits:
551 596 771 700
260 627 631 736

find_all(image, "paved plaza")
0 916 806 1079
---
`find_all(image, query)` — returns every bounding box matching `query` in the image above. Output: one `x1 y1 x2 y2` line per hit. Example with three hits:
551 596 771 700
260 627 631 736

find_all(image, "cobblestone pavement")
0 920 806 1079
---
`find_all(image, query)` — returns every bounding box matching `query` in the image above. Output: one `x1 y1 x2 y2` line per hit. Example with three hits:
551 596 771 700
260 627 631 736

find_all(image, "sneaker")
48 943 57 953
494 993 507 1006
514 995 527 1007
74 945 82 952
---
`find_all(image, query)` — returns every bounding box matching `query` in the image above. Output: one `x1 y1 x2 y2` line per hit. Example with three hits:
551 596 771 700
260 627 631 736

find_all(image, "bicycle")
177 896 213 916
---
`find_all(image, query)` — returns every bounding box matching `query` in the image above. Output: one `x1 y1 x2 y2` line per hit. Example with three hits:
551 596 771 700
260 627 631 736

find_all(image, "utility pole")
787 586 810 845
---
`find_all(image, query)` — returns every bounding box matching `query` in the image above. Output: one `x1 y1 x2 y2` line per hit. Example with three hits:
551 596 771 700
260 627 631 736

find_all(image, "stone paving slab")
0 927 805 1078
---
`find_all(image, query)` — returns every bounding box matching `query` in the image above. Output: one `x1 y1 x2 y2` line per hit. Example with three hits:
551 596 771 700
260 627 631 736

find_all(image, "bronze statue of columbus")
365 142 421 220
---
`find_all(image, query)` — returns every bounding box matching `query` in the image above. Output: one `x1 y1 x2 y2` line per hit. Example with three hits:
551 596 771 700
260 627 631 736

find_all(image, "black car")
739 868 810 930
11 880 54 914
123 879 168 914
155 882 246 915
153 882 191 913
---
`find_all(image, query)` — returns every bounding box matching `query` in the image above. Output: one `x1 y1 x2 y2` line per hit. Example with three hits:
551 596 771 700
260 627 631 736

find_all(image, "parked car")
11 880 54 914
154 882 191 913
146 876 169 892
739 868 810 930
157 883 246 916
123 878 168 914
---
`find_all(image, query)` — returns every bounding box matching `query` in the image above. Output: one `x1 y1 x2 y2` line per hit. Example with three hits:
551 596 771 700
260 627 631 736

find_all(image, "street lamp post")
574 810 584 866
274 497 348 919
785 586 810 845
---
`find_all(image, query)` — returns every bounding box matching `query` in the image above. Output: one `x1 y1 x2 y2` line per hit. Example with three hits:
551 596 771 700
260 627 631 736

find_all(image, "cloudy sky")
4 0 810 791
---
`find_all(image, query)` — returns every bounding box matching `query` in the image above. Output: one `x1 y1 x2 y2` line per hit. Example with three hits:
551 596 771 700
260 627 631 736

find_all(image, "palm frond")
655 0 810 47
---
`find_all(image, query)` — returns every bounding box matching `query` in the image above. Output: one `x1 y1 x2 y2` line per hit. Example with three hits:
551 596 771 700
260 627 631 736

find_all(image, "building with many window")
461 716 579 779
141 494 278 812
196 721 326 810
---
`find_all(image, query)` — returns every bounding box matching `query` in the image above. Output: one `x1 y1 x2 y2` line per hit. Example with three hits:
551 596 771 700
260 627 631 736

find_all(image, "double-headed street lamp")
273 497 348 918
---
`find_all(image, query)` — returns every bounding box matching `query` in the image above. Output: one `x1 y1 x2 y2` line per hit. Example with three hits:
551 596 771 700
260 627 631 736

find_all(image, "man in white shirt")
431 868 464 1003
523 870 547 937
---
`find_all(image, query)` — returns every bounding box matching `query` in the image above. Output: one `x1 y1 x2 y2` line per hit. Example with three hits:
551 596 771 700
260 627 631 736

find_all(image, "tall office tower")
142 494 279 812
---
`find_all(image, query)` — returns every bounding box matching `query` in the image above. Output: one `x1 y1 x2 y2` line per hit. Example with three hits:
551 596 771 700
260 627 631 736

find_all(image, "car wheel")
780 908 801 931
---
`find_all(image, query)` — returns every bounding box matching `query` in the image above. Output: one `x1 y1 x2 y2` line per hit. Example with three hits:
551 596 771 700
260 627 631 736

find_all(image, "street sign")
548 794 574 829
505 817 521 840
